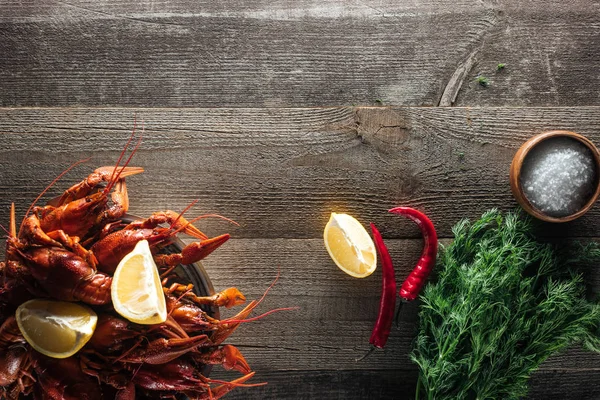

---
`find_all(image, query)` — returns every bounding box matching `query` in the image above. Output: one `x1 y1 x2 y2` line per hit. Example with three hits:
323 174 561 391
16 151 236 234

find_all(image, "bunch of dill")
411 209 600 400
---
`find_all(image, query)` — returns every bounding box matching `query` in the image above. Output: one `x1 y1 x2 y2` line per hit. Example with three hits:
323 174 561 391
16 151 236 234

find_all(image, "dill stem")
428 388 434 400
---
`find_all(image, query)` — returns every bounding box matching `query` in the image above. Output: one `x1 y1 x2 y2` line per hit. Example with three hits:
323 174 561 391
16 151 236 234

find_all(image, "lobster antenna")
106 134 142 195
20 158 91 233
129 361 144 381
219 269 288 326
196 213 240 227
165 288 196 319
169 199 200 230
170 214 239 238
223 306 299 325
207 378 267 388
106 116 137 187
9 203 16 237
160 265 177 279
0 223 10 236
104 124 143 195
111 337 145 364
256 268 280 307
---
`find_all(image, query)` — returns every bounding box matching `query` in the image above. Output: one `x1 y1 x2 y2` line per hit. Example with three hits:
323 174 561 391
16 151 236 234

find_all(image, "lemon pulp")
323 212 377 278
111 239 167 325
16 299 97 359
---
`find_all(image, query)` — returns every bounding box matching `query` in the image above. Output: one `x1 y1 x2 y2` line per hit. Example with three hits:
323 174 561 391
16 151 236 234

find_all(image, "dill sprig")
411 209 600 400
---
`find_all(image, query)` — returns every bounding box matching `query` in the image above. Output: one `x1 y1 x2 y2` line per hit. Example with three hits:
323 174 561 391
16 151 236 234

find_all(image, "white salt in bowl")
510 130 600 223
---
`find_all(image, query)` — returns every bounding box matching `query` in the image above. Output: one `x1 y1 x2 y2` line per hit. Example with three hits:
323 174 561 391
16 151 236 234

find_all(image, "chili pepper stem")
354 345 377 362
394 300 405 328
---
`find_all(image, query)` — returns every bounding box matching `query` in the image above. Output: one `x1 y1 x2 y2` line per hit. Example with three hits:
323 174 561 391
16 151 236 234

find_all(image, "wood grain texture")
202 237 600 399
209 370 419 400
2 107 600 239
199 238 600 371
208 369 600 400
0 0 599 107
3 107 600 399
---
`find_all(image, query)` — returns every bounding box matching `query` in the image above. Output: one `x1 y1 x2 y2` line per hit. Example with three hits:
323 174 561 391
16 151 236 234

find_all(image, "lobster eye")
85 198 91 203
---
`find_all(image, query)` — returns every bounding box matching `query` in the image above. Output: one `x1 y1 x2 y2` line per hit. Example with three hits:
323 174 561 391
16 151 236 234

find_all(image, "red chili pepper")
368 223 396 349
389 207 437 301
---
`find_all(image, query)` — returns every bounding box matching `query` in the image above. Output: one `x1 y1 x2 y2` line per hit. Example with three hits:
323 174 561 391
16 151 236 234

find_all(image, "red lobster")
89 211 231 275
4 132 143 305
0 317 34 399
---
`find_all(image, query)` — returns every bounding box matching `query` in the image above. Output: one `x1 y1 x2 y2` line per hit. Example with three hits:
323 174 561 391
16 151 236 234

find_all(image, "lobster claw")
193 344 252 375
117 335 210 365
211 288 246 309
181 234 230 264
219 345 251 374
154 234 230 267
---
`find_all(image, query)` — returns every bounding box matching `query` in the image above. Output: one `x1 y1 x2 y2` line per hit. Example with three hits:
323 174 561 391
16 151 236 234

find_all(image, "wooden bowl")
510 130 600 223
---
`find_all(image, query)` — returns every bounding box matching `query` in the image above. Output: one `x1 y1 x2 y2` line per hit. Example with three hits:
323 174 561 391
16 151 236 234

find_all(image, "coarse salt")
520 137 597 217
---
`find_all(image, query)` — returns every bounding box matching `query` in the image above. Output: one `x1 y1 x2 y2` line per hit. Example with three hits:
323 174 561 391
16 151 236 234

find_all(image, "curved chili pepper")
389 207 437 301
368 223 396 349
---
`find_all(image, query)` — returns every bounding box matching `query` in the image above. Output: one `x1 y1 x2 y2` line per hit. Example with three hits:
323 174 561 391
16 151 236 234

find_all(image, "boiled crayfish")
0 129 291 399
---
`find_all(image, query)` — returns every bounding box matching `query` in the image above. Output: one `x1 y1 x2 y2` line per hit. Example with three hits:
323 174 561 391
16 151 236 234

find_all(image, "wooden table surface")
2 1 600 399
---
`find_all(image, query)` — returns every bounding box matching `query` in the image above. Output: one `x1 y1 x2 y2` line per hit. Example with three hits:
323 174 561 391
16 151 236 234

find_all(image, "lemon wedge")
16 299 97 359
111 239 167 325
323 212 377 278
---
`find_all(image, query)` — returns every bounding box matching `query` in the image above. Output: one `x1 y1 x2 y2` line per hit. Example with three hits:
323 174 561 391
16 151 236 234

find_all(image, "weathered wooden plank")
0 1 598 107
208 369 600 400
209 369 418 400
2 107 600 238
528 369 600 400
195 238 600 373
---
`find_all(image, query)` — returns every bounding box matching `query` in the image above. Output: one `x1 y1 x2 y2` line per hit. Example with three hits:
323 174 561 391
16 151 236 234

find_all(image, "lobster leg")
210 300 258 345
116 334 211 365
102 179 132 221
12 354 35 399
129 359 211 392
165 293 222 333
0 317 26 348
154 234 230 267
99 221 127 239
33 355 103 400
79 353 131 390
43 230 99 269
125 210 209 240
16 214 62 249
184 372 265 400
165 285 246 309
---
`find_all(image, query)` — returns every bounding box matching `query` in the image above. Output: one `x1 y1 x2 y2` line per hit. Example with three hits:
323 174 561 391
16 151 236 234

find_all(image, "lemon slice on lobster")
111 239 167 325
16 299 98 359
324 212 377 278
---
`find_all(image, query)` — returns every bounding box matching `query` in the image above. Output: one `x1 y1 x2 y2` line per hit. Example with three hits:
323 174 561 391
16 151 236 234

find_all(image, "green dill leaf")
476 76 490 87
412 210 600 400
